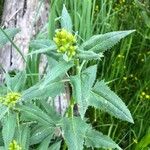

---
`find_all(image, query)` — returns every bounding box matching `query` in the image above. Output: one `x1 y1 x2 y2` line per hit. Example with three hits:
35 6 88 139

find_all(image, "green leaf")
77 50 103 60
85 129 122 150
44 60 74 84
30 125 54 145
70 74 82 105
48 141 62 150
89 80 134 123
61 117 90 150
28 40 57 55
70 65 97 118
5 71 26 92
80 30 135 53
2 113 16 149
40 99 61 123
19 104 56 126
61 5 72 32
22 81 64 101
0 146 5 150
0 28 20 48
29 39 53 49
142 11 150 28
0 104 8 120
135 129 150 150
0 85 7 96
15 125 30 150
38 135 54 150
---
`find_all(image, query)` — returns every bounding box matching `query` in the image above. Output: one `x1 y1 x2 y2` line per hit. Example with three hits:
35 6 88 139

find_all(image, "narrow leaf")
48 141 62 150
61 117 90 150
30 125 54 145
38 135 54 150
44 60 74 84
85 129 122 150
70 65 97 118
16 125 30 150
22 81 64 101
0 104 8 120
28 40 56 55
61 5 72 32
0 28 20 48
81 30 135 53
5 71 26 92
89 80 134 123
19 104 56 126
2 113 16 149
40 99 61 123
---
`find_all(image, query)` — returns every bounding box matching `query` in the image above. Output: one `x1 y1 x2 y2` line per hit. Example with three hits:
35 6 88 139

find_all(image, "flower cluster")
140 92 150 100
53 29 77 60
0 92 21 107
8 140 22 150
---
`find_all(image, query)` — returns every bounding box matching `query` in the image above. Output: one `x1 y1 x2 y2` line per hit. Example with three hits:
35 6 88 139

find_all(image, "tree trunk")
0 0 49 74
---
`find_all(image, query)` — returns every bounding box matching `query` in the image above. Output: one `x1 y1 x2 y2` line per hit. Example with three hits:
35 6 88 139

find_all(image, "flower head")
1 92 21 107
53 29 77 60
8 140 22 150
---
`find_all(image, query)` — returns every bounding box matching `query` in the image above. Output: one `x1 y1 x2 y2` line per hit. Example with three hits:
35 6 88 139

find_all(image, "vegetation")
0 0 150 150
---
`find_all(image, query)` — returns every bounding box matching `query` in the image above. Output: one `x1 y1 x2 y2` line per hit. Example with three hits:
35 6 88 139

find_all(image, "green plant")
0 4 135 150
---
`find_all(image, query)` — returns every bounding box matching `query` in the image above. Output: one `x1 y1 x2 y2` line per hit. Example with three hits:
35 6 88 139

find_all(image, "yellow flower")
123 77 127 80
2 92 21 107
53 29 77 60
8 140 22 150
145 95 150 99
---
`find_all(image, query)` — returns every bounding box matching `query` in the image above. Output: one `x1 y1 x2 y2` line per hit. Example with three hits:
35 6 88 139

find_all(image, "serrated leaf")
89 80 134 123
61 5 72 32
0 104 8 120
40 99 61 123
29 39 54 49
28 40 56 55
85 129 122 150
30 125 54 145
80 30 135 53
70 65 97 118
15 125 30 150
48 141 62 150
38 135 54 150
2 113 16 149
5 71 26 92
44 60 74 85
22 81 64 101
19 104 56 126
61 117 90 150
0 28 20 48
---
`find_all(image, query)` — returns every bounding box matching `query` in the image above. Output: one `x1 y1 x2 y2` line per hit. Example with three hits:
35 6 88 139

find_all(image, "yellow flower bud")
53 29 77 60
123 77 127 80
2 92 21 107
8 140 22 150
59 46 66 52
141 92 145 96
145 95 150 99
